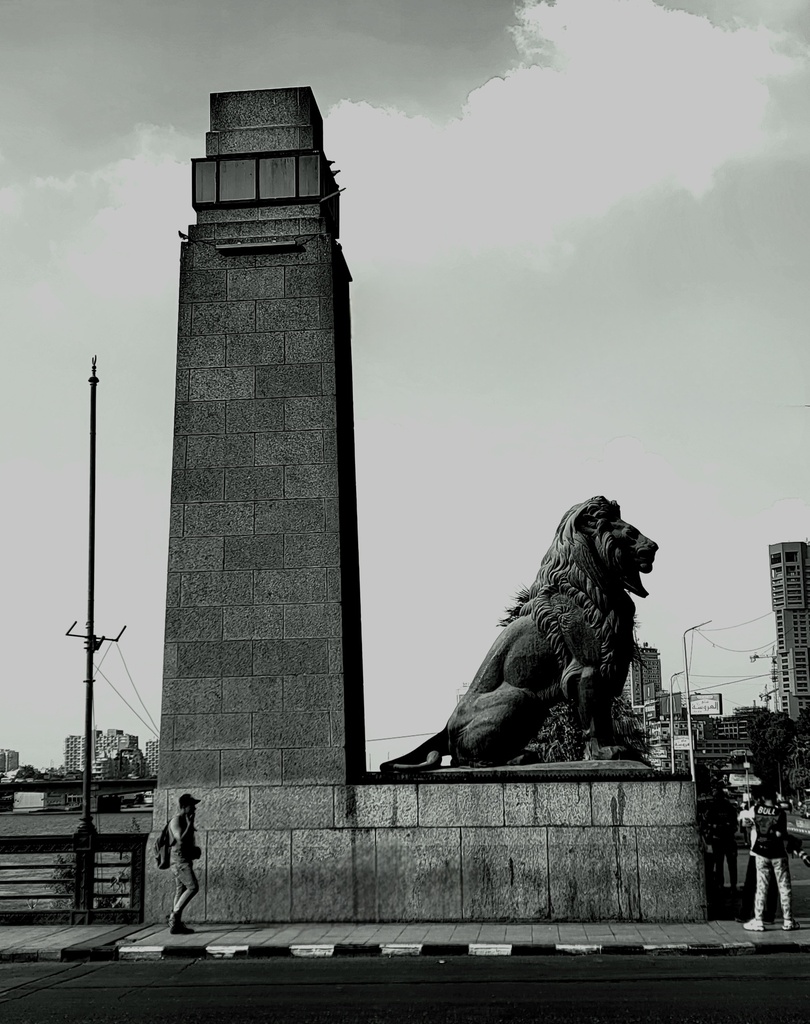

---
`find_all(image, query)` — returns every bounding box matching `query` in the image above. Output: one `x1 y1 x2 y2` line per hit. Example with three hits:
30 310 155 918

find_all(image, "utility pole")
669 672 683 775
66 358 125 838
683 620 711 785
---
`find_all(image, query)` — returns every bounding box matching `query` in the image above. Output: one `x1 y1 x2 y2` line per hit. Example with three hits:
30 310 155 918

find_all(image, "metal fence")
0 833 149 925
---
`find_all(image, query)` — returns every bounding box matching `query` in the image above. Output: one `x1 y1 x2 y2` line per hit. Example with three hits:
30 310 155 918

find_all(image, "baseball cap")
178 793 200 808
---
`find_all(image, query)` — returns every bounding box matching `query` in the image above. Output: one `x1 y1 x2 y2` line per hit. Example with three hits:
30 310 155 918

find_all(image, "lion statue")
380 496 658 772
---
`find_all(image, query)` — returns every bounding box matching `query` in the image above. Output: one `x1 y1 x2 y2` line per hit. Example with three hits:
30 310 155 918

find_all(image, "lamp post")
79 358 100 838
66 359 125 836
63 360 126 921
682 620 711 785
669 671 683 774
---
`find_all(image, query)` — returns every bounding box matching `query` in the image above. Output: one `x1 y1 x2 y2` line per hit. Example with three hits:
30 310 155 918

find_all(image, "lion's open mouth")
623 557 654 598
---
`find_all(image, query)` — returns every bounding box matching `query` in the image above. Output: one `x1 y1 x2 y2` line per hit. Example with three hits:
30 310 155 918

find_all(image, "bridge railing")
0 833 149 925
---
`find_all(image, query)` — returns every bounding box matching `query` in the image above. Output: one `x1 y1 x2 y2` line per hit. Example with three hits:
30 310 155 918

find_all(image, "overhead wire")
115 644 160 735
695 633 774 654
720 695 752 709
700 613 772 632
367 732 436 743
90 641 115 757
93 663 159 739
690 673 769 692
691 673 768 678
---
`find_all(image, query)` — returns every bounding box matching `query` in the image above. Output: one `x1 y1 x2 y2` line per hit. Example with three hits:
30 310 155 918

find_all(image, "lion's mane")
502 496 638 689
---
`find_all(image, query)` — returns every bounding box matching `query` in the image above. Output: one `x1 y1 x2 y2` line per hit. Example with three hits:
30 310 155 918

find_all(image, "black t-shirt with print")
753 803 787 858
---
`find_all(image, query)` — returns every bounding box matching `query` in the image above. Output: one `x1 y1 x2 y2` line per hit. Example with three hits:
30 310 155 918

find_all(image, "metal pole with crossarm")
66 359 126 838
669 672 683 775
682 620 711 785
79 358 99 837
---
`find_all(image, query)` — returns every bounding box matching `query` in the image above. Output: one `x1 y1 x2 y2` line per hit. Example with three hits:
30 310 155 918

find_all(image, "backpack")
154 822 172 870
752 804 784 857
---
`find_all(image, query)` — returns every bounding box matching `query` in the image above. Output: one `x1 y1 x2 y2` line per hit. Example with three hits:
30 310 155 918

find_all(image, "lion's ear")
576 509 598 531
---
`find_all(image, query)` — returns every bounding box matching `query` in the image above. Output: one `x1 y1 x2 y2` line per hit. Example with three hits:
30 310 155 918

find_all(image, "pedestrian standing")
743 788 800 932
168 793 201 935
737 802 776 924
704 786 739 894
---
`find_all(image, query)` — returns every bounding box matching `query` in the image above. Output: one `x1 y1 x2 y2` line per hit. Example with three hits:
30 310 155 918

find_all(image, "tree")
15 765 40 779
796 707 810 741
530 701 583 763
788 737 810 795
788 708 810 795
749 710 796 793
610 696 650 758
528 696 649 764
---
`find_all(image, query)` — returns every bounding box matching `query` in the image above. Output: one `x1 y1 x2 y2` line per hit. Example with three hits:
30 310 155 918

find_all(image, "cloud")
24 281 66 320
33 174 78 192
48 125 193 300
328 0 801 266
0 185 20 217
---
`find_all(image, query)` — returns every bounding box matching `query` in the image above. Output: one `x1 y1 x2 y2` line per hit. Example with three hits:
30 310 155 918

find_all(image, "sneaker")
169 921 195 935
743 919 765 931
782 919 801 931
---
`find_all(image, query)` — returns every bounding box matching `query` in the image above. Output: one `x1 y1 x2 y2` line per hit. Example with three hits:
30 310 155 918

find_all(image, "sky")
1 0 809 770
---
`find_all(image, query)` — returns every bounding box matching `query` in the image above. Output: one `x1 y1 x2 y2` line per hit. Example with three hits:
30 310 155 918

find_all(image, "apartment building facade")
769 541 810 718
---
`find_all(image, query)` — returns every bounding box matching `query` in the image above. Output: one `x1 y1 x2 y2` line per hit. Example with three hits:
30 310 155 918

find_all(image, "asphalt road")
2 956 810 1024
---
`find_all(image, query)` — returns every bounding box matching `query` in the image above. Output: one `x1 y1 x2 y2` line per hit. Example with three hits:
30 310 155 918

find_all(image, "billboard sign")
673 736 691 750
729 773 761 788
690 694 722 716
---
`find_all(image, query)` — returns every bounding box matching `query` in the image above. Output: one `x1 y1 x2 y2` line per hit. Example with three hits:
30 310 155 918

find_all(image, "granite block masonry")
156 87 362 794
147 87 706 925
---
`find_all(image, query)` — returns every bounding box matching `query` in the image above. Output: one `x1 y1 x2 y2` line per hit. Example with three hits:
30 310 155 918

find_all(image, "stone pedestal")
145 777 705 923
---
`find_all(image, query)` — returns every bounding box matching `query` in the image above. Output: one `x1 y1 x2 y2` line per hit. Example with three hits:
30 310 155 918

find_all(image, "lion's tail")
378 729 449 773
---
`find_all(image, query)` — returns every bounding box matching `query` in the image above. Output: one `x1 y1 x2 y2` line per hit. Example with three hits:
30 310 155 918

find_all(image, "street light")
669 671 683 774
65 360 125 836
682 619 712 784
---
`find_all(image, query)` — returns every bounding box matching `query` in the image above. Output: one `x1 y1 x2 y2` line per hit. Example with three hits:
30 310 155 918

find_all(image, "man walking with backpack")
167 793 201 935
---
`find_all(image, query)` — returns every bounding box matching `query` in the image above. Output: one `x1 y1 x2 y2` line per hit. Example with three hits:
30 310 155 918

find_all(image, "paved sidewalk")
1 919 809 962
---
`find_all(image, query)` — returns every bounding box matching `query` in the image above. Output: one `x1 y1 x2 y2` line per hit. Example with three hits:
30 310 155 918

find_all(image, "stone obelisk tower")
147 88 365 921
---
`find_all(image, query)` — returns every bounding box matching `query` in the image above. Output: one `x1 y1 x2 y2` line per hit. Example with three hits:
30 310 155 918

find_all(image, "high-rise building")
624 643 662 710
63 732 101 772
96 729 139 759
769 542 810 718
96 747 147 779
0 749 20 772
63 729 141 772
144 739 159 776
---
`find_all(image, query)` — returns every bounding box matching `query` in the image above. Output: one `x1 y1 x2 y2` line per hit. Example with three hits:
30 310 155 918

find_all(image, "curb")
105 940 810 961
3 938 809 963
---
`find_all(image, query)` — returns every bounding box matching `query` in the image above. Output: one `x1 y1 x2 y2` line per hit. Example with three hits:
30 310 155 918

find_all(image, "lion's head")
554 496 657 598
500 496 657 627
